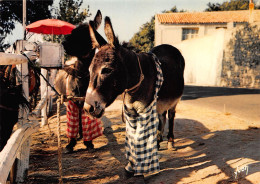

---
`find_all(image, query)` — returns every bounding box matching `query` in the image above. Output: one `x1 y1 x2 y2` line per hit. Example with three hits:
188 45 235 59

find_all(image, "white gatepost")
40 68 48 126
47 69 58 115
16 62 30 183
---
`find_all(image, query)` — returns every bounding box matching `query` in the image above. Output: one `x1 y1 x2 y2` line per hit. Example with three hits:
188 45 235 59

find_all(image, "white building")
154 6 260 86
155 9 260 46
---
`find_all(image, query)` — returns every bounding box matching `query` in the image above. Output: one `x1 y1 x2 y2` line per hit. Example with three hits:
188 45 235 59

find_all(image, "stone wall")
221 23 260 88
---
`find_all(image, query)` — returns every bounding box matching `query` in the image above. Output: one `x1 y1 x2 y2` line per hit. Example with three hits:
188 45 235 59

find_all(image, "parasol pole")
52 27 54 42
23 0 26 40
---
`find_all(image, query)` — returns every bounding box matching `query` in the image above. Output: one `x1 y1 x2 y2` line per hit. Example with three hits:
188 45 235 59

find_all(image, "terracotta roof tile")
157 10 260 24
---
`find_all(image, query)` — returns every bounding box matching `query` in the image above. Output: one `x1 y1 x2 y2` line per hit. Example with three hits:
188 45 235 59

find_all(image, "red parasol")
26 19 76 35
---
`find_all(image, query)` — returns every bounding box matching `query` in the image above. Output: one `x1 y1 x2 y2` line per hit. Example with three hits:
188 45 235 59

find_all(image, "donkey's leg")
78 109 83 140
33 92 37 109
81 111 95 152
167 107 177 150
157 111 167 150
65 101 79 153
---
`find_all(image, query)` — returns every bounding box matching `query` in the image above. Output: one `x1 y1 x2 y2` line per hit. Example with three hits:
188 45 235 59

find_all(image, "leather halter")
124 54 144 94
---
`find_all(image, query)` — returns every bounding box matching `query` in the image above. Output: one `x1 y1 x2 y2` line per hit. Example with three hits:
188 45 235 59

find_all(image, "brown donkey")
55 10 107 153
83 17 184 181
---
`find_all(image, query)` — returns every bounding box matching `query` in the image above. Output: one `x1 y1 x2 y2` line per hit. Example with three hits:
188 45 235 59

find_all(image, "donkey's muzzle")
83 101 104 118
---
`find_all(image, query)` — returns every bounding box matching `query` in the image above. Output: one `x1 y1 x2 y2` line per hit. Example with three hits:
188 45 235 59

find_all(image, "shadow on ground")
27 116 260 184
182 85 260 100
146 118 260 184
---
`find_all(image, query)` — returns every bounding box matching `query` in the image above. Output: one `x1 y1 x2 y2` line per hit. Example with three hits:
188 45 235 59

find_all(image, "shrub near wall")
221 23 260 88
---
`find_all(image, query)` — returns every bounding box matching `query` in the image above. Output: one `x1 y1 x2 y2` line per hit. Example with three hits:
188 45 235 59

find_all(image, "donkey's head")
60 10 108 100
55 48 95 99
62 10 106 58
83 17 127 118
63 58 91 97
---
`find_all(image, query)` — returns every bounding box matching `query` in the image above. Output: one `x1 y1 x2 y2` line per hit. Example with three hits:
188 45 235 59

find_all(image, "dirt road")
182 86 260 123
25 97 260 184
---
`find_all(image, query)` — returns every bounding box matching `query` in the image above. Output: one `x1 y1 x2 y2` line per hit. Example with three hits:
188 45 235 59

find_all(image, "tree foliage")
205 3 222 11
57 0 90 25
0 0 53 51
129 6 180 52
44 0 91 43
205 0 260 11
128 17 155 53
162 6 186 13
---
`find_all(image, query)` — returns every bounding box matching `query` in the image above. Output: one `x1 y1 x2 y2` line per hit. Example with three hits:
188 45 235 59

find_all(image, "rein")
124 54 144 94
22 53 61 97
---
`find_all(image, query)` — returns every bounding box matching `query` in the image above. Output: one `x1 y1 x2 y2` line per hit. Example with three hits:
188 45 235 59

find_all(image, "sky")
83 0 227 41
5 0 259 44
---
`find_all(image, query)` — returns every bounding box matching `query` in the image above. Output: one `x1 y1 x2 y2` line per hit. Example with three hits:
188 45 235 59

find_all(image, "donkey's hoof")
168 142 177 151
64 146 74 154
64 138 77 153
124 168 134 179
86 147 95 153
84 141 95 152
127 175 145 184
132 175 145 184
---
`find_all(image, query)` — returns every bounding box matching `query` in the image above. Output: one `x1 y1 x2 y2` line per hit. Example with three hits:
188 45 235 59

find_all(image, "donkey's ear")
89 21 100 48
93 10 102 30
104 16 119 47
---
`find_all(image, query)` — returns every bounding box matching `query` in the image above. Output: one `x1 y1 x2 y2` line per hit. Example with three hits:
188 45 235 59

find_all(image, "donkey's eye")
101 68 112 75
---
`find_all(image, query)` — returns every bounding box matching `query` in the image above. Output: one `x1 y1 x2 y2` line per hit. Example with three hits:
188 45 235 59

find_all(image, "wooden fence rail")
0 119 40 184
0 52 36 65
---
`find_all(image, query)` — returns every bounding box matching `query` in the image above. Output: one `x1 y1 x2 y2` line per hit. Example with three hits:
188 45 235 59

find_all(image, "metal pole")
23 0 26 39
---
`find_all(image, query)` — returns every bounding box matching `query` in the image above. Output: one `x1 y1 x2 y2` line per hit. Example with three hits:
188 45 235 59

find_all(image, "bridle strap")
66 76 69 96
124 54 144 94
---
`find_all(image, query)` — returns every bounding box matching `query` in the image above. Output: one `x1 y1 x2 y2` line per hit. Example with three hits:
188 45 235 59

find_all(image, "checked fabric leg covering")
66 100 103 141
124 54 163 176
66 100 79 139
81 111 103 141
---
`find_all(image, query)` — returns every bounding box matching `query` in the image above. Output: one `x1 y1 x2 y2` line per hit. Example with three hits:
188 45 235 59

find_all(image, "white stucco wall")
155 21 206 46
175 29 226 86
204 23 232 34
